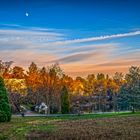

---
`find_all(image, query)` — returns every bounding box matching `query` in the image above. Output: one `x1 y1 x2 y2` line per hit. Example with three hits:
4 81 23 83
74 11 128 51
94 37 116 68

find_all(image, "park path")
12 110 131 117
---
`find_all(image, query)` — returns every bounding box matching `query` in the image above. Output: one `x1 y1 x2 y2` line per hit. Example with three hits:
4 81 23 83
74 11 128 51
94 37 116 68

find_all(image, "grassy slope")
0 112 140 140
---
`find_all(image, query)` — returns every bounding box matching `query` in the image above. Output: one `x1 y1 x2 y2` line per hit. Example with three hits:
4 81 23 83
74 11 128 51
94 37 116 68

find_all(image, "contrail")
49 30 140 45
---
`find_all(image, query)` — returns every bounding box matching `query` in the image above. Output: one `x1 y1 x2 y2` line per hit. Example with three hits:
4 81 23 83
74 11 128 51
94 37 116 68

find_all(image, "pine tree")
118 85 131 111
0 77 11 122
125 66 140 112
61 86 70 114
118 66 140 113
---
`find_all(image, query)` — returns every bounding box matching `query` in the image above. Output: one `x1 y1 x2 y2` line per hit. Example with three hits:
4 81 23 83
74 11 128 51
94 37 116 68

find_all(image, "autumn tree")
4 79 27 94
113 72 124 86
84 74 96 96
106 78 118 111
46 64 64 113
71 77 85 96
95 73 107 111
12 66 25 79
25 62 41 105
111 72 124 111
61 74 74 92
0 60 13 78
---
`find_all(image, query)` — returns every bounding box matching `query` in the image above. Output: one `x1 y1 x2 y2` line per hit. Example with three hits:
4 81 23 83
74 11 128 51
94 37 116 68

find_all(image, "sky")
0 0 140 77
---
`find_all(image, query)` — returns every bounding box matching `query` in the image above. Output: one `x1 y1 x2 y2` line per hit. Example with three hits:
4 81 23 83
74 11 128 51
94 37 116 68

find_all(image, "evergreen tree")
61 86 70 114
125 66 140 112
118 66 140 112
118 85 131 111
0 77 11 122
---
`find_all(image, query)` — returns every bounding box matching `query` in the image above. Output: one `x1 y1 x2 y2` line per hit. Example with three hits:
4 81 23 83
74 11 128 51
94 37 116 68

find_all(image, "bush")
0 111 7 122
0 77 11 122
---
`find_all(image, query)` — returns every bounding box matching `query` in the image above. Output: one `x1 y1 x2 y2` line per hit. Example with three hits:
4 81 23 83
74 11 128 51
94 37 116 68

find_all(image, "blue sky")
0 0 140 76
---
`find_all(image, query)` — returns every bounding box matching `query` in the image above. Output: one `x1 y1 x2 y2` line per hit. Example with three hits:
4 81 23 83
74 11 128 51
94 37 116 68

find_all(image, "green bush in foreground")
0 77 11 122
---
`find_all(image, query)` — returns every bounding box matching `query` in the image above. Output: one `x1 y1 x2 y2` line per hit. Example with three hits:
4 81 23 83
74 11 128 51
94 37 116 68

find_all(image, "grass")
0 112 140 140
0 117 57 140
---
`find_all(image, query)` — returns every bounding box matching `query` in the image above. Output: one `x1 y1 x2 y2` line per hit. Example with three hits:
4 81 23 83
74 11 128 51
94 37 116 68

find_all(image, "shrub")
0 111 7 122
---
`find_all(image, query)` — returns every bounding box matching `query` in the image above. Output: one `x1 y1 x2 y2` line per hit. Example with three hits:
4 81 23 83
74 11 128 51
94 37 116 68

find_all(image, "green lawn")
0 112 140 140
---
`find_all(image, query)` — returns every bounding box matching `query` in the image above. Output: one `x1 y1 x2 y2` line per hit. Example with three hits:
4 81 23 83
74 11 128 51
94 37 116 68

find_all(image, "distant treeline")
0 60 140 114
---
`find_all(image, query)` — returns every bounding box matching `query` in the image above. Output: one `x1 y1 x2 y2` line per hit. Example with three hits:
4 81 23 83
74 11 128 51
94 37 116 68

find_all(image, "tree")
0 77 11 122
72 77 85 96
12 66 25 79
0 60 13 78
113 72 124 86
38 64 64 114
61 86 70 114
84 74 96 96
118 66 140 113
25 62 41 105
125 66 140 112
4 79 27 94
118 84 131 111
